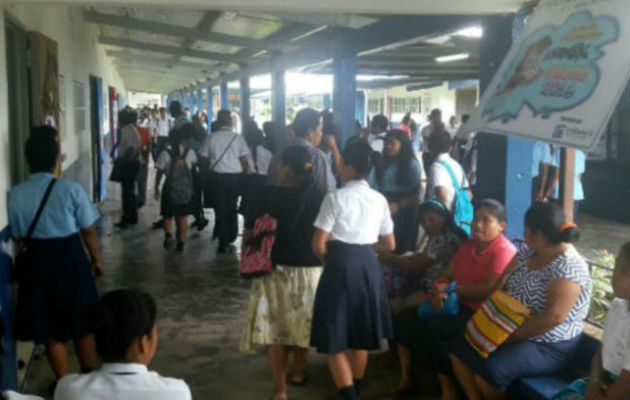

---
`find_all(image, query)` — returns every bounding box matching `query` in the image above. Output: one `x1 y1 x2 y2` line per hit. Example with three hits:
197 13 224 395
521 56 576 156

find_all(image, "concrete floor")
21 194 418 400
20 185 629 399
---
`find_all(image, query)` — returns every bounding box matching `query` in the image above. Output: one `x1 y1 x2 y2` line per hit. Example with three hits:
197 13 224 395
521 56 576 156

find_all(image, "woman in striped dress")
450 202 593 400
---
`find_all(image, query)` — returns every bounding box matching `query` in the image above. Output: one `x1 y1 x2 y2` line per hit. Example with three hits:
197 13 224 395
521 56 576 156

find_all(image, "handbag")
464 290 531 358
203 134 239 208
239 214 277 278
109 158 123 183
417 280 460 319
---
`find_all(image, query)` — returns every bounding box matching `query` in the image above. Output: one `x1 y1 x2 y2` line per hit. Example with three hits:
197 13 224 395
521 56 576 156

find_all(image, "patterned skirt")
240 265 323 352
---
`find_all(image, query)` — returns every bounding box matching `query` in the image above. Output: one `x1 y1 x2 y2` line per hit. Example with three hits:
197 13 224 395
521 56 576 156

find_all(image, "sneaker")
176 242 184 252
196 218 209 232
163 234 173 249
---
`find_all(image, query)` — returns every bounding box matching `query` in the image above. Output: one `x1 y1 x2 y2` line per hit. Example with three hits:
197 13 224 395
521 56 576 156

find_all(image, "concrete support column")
355 91 366 128
272 69 286 130
476 14 534 239
196 89 203 114
220 82 229 110
206 84 214 132
332 45 357 147
322 94 332 110
240 77 251 122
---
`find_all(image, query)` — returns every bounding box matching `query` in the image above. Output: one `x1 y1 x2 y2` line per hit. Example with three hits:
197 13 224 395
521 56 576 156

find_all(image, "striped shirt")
506 245 592 343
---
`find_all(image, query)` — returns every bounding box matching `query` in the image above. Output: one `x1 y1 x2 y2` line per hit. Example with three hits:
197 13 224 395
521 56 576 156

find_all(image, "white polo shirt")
54 363 192 400
427 153 468 211
245 145 273 175
314 180 394 244
199 128 250 174
156 117 171 138
601 298 630 377
368 132 387 153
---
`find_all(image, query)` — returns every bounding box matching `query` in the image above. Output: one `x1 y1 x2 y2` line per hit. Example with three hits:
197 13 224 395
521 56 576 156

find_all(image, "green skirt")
240 265 322 352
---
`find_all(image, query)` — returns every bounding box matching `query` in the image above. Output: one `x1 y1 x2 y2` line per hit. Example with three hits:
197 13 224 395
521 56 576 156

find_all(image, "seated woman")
54 289 192 400
394 200 517 400
378 199 468 311
582 241 630 400
449 202 593 400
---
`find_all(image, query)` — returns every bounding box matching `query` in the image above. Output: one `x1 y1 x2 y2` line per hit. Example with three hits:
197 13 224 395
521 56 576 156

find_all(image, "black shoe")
217 245 227 254
176 242 184 252
196 218 209 232
128 218 138 225
163 234 173 249
114 221 129 229
152 219 164 229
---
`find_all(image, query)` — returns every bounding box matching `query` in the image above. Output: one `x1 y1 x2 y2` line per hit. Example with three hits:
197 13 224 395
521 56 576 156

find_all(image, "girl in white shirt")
310 141 396 400
583 241 630 400
54 289 191 400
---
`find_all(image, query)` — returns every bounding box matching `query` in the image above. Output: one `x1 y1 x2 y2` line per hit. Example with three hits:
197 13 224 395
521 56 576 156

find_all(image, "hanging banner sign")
465 0 630 150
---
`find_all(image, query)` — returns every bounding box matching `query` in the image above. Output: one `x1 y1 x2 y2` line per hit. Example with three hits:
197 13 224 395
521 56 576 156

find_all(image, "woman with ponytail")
240 145 327 400
450 202 593 399
54 289 191 399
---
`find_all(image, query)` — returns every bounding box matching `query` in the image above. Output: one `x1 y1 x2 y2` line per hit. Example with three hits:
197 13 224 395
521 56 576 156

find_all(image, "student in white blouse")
310 141 395 400
584 241 630 399
54 290 191 400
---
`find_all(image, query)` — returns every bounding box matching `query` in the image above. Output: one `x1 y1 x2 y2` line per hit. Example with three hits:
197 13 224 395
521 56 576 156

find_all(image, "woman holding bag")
449 202 593 400
240 145 328 400
393 200 516 400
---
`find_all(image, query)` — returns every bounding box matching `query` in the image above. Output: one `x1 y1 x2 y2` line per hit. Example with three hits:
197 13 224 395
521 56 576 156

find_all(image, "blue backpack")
437 160 473 235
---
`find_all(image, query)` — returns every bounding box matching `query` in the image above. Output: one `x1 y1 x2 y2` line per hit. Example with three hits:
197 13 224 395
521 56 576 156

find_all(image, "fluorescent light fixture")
453 26 484 39
435 53 470 63
357 74 409 82
289 26 328 42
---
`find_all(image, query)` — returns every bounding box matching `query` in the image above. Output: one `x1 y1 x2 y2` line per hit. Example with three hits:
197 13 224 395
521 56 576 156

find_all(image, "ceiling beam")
358 60 478 68
183 15 484 91
106 50 222 71
115 64 208 79
85 10 297 53
268 12 377 29
99 36 254 65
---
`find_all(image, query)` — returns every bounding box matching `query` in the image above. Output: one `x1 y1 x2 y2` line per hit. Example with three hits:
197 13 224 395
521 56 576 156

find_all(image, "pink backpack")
239 214 277 278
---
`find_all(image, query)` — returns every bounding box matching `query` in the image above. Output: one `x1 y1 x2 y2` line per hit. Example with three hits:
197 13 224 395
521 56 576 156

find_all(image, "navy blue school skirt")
450 334 581 390
310 242 393 354
15 233 99 344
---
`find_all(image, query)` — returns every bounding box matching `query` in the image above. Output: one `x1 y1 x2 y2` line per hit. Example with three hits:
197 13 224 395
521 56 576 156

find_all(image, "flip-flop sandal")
288 372 309 386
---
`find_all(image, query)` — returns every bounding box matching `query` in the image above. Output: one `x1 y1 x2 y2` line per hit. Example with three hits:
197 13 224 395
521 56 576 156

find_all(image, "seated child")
54 289 191 400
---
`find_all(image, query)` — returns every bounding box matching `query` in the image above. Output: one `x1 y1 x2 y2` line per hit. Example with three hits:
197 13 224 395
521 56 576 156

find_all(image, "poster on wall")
109 86 119 153
464 0 630 150
29 32 60 131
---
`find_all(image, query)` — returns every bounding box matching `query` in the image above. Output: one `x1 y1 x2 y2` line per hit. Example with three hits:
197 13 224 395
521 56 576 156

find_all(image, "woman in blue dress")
7 127 102 383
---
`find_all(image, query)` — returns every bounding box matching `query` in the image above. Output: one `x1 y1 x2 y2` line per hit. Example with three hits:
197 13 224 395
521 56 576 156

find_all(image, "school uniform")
551 148 586 218
601 299 630 380
54 363 192 400
7 173 100 343
427 153 468 212
199 128 249 249
241 145 273 226
156 146 198 218
367 131 387 154
116 125 141 224
310 180 394 354
153 117 172 161
531 141 552 200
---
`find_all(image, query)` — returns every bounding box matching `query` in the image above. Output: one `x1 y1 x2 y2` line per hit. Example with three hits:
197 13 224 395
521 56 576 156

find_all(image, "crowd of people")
4 101 627 400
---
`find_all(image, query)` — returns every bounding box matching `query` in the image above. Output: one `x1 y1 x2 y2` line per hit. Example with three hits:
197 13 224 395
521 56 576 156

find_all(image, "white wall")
368 82 458 127
0 5 128 227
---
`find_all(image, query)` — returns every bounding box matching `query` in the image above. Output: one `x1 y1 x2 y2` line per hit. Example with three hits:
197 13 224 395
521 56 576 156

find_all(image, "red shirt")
451 234 517 310
135 125 151 146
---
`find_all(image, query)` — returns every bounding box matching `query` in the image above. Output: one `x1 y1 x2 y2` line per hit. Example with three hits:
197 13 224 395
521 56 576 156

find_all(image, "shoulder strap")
25 179 57 240
437 160 463 191
210 134 239 172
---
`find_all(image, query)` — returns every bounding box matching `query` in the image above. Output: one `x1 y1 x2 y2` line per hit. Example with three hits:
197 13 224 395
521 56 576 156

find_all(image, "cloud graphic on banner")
483 11 619 123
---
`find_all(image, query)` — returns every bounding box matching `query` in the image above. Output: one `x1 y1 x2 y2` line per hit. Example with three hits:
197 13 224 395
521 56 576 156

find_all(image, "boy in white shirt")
54 290 191 400
584 241 630 399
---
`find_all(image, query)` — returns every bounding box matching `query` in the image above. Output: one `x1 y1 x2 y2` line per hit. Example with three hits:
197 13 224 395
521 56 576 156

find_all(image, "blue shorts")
450 335 581 390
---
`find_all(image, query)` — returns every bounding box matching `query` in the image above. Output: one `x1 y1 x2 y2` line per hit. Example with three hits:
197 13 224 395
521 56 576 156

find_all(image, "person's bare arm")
239 155 249 173
536 163 550 201
312 229 330 262
544 166 560 200
374 234 396 254
454 274 504 303
435 186 450 206
325 135 342 174
80 227 103 278
242 228 253 255
507 278 581 343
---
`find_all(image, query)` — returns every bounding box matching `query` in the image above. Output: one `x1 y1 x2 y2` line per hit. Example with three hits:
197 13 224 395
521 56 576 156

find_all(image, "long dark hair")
419 200 468 241
281 145 327 234
375 129 417 186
